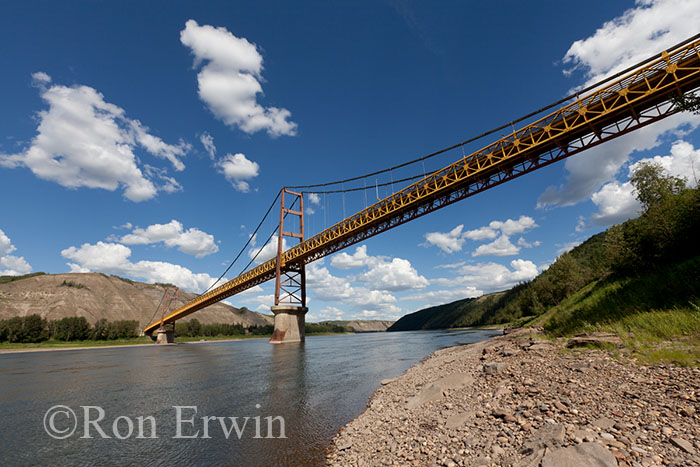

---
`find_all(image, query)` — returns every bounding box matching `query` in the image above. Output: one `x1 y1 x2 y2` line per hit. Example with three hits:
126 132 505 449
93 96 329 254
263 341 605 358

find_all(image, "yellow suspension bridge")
144 34 700 343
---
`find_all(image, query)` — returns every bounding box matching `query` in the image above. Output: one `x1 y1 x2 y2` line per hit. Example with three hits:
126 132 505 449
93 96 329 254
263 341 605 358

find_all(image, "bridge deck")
144 35 700 336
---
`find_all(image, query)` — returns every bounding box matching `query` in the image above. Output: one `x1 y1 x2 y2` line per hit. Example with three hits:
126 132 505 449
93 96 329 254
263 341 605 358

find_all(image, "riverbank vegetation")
390 162 700 364
0 315 353 349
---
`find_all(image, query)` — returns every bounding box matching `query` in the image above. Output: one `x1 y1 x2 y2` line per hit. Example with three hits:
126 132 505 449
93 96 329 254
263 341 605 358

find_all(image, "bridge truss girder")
144 35 700 336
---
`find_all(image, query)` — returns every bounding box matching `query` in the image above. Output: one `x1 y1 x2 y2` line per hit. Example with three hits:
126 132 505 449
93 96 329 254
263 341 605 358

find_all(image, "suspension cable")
198 190 282 295
288 32 700 191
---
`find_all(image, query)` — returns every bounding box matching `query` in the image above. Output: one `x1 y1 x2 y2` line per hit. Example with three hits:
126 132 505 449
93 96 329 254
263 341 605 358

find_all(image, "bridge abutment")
155 324 175 344
269 305 308 344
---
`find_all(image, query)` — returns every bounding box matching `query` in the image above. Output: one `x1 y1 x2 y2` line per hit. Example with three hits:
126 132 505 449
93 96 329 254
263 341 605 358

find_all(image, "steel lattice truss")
144 36 700 336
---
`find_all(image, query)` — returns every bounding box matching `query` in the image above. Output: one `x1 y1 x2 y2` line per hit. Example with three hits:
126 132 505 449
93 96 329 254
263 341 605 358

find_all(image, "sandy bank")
327 329 700 466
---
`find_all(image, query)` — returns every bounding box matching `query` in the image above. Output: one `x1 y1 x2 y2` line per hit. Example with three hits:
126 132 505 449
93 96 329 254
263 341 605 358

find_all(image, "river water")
0 329 499 466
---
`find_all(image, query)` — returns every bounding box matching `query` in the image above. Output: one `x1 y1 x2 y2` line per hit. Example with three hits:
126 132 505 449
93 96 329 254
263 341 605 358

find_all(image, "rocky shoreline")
326 329 699 466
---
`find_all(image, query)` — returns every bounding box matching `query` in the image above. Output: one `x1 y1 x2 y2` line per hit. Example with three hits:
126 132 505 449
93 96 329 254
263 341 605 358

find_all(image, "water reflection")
0 329 499 466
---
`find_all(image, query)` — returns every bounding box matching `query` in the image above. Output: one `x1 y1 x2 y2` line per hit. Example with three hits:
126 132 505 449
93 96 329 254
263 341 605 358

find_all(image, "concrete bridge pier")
155 323 175 344
269 305 308 344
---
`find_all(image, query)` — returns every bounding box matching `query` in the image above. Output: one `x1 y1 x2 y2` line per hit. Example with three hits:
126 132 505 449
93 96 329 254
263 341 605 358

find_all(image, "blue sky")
1 0 699 322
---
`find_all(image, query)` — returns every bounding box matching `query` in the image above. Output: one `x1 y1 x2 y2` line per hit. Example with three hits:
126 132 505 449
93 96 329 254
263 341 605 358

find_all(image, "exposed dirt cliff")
0 273 273 328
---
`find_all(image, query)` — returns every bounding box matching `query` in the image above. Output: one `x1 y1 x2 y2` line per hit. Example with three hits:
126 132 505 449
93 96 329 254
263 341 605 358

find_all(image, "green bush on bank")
0 316 140 343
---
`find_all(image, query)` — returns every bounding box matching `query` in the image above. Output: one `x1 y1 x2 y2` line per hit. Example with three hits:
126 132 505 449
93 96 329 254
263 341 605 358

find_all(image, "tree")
630 162 686 211
185 318 202 337
671 91 700 115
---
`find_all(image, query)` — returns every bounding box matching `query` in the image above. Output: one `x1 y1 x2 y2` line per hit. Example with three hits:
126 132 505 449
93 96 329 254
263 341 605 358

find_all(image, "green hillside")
389 163 700 363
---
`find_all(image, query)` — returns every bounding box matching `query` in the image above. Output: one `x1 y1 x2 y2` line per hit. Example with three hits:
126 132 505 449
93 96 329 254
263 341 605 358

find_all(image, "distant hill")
319 320 394 332
389 183 700 337
0 272 273 329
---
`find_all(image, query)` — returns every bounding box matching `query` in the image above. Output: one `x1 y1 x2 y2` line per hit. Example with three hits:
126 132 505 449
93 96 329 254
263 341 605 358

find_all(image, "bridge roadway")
144 34 700 337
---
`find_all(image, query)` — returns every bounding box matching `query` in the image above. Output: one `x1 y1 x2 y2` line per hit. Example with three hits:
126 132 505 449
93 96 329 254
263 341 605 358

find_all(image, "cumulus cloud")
330 245 427 292
248 234 286 264
118 219 218 258
537 114 700 209
586 140 700 227
539 0 700 209
308 193 321 205
423 225 465 253
306 263 397 314
330 245 376 269
402 287 483 307
463 226 499 241
180 20 297 137
432 259 538 293
0 228 32 276
0 74 190 202
307 306 344 322
61 241 220 292
472 234 519 257
425 216 538 257
356 257 429 292
563 0 700 88
216 153 259 192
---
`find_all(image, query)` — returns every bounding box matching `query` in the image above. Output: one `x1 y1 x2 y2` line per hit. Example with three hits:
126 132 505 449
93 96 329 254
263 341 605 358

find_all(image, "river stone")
670 437 696 454
436 372 474 390
528 343 554 351
541 443 618 467
523 423 566 452
514 449 545 467
567 332 622 348
593 417 616 430
336 438 352 451
483 362 507 375
406 384 443 409
380 377 397 385
444 410 474 429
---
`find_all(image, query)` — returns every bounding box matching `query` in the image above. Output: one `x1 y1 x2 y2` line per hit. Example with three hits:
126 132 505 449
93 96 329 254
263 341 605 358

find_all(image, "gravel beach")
327 329 700 466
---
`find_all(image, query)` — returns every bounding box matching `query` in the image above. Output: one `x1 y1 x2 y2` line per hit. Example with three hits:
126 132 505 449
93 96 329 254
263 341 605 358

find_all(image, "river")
0 329 499 466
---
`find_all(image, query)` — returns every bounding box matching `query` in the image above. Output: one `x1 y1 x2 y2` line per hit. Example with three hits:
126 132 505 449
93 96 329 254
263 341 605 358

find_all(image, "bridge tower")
155 286 179 344
270 188 308 344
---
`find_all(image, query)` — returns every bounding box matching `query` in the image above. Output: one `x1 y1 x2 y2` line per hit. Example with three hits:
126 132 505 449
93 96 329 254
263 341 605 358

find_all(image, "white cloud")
330 245 376 269
473 234 519 257
248 234 286 264
425 216 537 255
556 241 582 255
0 229 32 276
31 71 51 84
200 132 216 159
402 287 483 307
489 216 537 236
517 237 541 248
307 263 397 311
562 0 700 88
0 75 189 202
537 114 700 209
61 241 220 292
463 226 498 241
356 257 429 292
216 153 259 192
424 224 465 253
589 181 641 226
631 140 700 187
307 306 344 322
433 259 538 293
586 139 700 227
180 20 297 137
540 0 700 209
308 193 321 205
119 219 218 258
